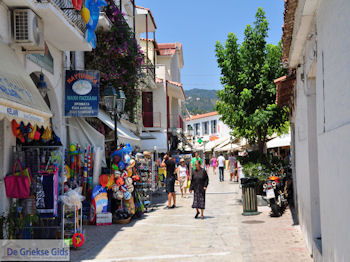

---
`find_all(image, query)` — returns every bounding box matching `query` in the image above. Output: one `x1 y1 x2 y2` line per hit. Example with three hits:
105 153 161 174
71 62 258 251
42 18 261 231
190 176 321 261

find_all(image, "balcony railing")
51 0 86 33
143 112 161 128
168 114 184 129
141 56 155 81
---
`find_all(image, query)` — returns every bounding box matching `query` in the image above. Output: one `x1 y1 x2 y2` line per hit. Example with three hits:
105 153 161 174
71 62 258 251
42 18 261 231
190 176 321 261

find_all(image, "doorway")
142 92 153 127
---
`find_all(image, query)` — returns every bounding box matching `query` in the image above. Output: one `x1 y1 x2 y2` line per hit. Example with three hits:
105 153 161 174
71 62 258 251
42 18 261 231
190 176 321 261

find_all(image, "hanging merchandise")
85 0 107 48
4 124 65 241
81 6 90 24
4 160 31 199
72 0 83 10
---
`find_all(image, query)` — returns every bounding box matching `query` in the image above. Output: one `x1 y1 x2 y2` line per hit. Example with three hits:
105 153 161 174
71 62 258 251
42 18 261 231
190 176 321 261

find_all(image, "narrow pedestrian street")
71 170 311 262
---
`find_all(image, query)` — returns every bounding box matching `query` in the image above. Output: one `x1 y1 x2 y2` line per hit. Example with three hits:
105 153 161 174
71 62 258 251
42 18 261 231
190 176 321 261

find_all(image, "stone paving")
70 170 312 262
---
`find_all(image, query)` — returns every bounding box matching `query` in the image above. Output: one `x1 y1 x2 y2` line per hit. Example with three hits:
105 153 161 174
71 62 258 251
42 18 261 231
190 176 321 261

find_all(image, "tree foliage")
215 8 288 154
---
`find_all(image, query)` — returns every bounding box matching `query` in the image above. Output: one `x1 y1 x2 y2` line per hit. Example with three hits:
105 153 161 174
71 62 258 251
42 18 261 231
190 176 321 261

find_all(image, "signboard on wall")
64 70 100 117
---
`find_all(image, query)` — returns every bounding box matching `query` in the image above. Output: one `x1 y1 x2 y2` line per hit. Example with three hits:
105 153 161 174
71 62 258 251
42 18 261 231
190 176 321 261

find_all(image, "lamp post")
103 83 126 146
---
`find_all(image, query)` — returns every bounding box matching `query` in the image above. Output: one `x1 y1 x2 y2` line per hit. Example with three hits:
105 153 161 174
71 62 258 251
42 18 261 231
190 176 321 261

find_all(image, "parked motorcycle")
263 174 292 217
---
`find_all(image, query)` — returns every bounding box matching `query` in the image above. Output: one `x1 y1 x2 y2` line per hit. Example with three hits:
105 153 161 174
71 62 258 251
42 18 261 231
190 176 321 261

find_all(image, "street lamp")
103 83 126 146
37 73 48 98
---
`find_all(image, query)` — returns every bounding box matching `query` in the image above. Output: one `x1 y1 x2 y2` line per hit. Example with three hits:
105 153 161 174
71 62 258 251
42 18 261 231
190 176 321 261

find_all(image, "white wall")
0 3 10 44
0 119 16 215
0 2 68 213
292 1 350 261
152 82 167 129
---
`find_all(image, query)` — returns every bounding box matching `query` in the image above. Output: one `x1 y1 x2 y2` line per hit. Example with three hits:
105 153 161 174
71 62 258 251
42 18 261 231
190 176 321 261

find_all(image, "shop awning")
67 117 106 167
0 42 52 127
267 134 291 149
215 143 241 152
97 110 141 146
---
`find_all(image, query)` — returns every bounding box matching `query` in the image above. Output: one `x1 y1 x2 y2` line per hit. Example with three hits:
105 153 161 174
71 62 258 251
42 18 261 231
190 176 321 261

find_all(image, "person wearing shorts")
161 153 177 208
177 158 189 197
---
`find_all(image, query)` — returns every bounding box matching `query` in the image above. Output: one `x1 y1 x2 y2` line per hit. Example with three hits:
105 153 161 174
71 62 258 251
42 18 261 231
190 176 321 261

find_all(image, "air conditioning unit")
13 9 44 52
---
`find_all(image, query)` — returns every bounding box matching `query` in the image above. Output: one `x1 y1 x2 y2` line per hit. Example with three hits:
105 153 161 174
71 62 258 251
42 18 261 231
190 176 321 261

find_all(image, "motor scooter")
263 175 290 217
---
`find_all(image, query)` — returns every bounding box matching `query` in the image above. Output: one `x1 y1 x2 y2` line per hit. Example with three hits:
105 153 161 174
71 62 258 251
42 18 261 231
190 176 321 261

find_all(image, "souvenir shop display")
64 143 96 224
90 144 156 225
3 120 64 240
60 187 85 248
134 154 153 211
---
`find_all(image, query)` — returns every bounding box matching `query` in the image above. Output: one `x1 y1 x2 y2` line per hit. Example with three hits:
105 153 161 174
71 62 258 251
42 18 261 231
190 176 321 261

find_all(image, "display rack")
135 157 153 211
62 204 83 247
11 145 64 240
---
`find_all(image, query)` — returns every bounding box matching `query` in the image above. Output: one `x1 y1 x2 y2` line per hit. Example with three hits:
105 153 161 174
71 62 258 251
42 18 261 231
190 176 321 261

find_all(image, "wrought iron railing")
141 56 155 81
50 0 86 33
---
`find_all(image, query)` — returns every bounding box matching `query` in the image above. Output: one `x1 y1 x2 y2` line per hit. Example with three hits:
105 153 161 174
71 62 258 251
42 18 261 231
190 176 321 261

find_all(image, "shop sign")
0 105 45 123
64 70 99 117
0 74 33 105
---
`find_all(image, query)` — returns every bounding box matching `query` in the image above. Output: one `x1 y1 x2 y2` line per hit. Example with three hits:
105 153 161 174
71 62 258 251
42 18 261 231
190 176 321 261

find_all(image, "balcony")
139 56 157 89
4 0 92 51
168 114 184 129
142 112 161 128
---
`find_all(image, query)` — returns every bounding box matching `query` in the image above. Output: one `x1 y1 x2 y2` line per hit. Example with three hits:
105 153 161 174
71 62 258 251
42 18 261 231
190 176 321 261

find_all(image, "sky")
137 0 285 90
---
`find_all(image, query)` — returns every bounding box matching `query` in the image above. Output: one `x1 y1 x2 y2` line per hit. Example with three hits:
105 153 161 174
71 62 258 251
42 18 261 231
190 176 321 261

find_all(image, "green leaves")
215 8 288 154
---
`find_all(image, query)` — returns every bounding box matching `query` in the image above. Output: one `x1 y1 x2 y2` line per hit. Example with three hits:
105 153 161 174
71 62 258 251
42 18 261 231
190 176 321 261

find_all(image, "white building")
277 0 350 261
185 112 232 152
0 0 94 214
139 38 186 152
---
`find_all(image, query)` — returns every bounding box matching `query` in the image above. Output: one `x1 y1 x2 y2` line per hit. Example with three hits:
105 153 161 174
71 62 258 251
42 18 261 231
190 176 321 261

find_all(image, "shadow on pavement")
70 190 168 262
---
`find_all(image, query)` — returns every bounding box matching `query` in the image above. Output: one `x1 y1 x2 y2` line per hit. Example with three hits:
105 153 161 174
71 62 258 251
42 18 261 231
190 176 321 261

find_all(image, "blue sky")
137 0 285 90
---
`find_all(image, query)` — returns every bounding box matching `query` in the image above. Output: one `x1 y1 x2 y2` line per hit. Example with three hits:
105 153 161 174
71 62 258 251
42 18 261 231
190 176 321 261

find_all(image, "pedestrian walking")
229 153 237 182
177 158 189 198
205 157 210 170
218 153 226 182
190 161 209 219
210 155 218 174
190 152 202 172
161 153 177 208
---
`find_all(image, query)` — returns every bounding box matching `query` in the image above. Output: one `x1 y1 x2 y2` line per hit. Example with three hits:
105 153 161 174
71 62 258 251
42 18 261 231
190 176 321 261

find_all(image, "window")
203 121 209 135
211 120 217 134
187 124 192 132
194 123 200 136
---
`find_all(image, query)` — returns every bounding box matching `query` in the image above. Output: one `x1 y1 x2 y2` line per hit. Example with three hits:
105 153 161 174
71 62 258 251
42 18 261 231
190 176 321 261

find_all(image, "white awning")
67 117 106 167
0 42 52 127
97 110 141 146
215 143 241 152
204 136 231 152
267 134 291 149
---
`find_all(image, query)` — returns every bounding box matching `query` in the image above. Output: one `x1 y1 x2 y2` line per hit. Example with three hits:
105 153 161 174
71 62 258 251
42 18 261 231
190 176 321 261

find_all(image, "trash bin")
241 177 260 216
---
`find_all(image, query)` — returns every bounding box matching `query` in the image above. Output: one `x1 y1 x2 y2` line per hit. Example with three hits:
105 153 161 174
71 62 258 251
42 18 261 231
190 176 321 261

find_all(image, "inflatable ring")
72 233 85 248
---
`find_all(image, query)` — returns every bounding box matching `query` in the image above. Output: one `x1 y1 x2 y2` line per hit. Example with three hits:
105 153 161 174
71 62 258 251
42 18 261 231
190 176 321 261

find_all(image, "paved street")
71 170 311 262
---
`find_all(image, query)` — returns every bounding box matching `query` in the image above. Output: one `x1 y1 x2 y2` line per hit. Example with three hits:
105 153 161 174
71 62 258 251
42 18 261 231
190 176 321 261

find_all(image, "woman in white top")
177 158 189 197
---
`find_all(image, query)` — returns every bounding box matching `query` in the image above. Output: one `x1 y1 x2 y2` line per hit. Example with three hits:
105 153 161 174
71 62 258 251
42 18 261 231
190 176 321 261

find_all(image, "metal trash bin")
241 177 260 216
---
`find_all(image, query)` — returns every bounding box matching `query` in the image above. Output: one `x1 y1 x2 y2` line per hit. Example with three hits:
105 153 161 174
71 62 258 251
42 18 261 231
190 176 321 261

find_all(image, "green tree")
215 8 288 156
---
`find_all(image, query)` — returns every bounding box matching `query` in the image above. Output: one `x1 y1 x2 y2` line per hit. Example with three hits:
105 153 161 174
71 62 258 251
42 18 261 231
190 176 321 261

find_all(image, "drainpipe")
153 31 156 79
146 13 148 63
165 81 169 151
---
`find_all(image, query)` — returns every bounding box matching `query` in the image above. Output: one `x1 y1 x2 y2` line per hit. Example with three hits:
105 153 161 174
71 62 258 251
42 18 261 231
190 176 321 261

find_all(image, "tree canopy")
215 8 288 153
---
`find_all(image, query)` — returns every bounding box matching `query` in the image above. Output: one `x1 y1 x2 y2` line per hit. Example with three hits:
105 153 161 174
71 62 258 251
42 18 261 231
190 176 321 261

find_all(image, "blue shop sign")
64 70 100 117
